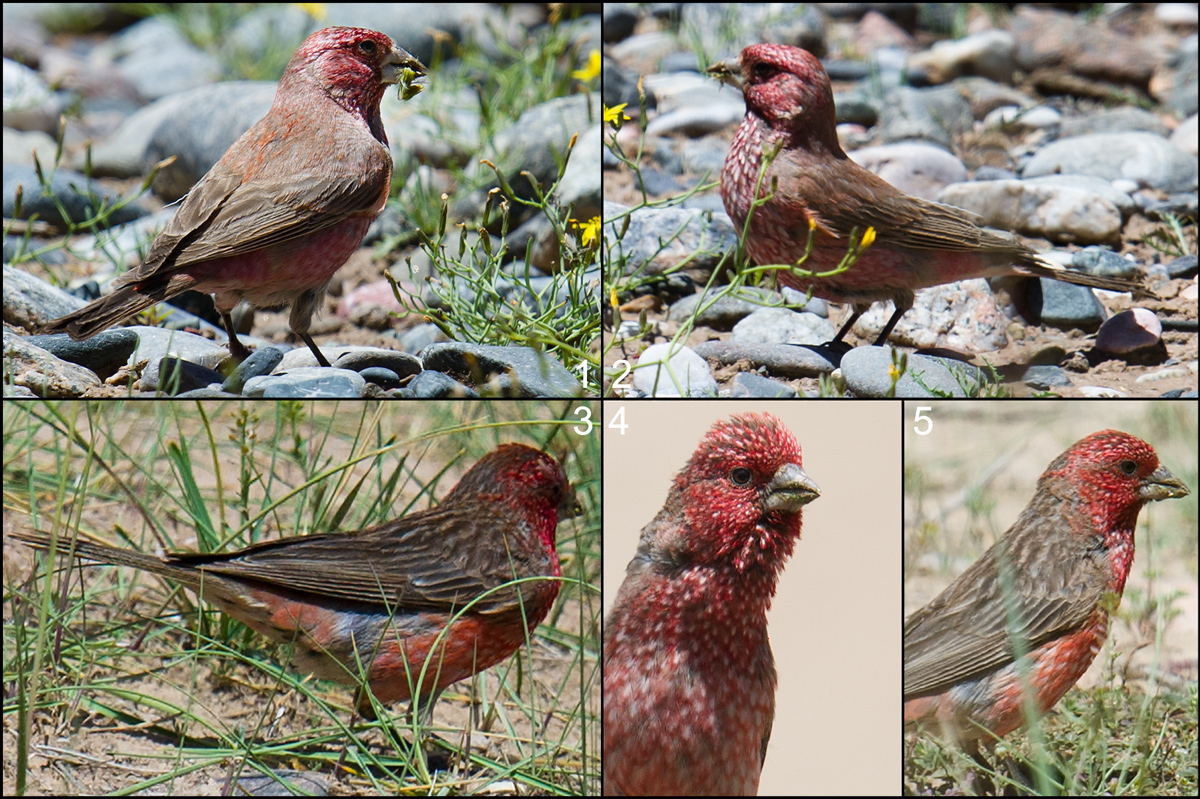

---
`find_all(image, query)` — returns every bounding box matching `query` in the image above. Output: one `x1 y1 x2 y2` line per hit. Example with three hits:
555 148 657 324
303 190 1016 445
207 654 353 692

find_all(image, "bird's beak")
558 487 584 521
383 45 428 82
764 463 820 513
706 54 744 91
1140 465 1190 502
384 45 428 100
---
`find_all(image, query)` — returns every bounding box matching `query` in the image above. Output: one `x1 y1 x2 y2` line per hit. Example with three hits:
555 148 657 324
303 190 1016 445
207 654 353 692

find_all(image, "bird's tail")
11 529 203 589
39 283 175 340
1013 255 1150 297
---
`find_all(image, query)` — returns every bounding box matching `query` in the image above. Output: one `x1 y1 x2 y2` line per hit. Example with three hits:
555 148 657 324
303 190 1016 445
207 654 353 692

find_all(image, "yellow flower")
572 50 601 82
604 103 630 127
577 216 601 247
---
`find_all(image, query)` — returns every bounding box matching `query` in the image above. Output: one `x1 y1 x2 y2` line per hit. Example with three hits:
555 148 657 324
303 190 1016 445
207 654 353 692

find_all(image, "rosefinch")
904 430 1190 747
14 444 578 717
709 44 1139 346
39 27 427 367
603 413 821 796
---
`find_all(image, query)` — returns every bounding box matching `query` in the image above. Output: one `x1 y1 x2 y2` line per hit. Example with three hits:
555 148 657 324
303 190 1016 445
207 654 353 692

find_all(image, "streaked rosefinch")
15 444 578 717
603 413 821 796
709 44 1138 346
39 27 427 367
904 430 1189 746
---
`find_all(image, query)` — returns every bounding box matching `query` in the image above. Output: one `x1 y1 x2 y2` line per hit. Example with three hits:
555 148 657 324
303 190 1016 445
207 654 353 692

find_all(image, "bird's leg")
332 687 383 782
289 288 332 367
832 308 864 343
832 299 912 346
408 691 451 774
220 311 253 361
871 305 907 346
296 332 332 367
346 686 447 778
870 294 915 346
963 738 998 796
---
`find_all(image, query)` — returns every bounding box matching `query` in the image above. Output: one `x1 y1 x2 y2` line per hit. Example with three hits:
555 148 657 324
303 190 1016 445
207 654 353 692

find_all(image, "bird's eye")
1119 460 1138 476
730 467 753 486
359 40 377 55
753 62 776 80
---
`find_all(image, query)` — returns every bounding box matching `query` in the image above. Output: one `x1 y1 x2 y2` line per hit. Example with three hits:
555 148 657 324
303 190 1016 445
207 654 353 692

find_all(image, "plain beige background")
603 401 901 796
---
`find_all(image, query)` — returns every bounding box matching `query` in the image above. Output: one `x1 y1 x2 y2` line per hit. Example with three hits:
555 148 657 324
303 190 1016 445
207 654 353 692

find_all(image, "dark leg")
221 311 252 361
963 738 997 795
289 288 331 367
871 305 908 346
298 332 332 368
832 308 864 343
834 298 913 346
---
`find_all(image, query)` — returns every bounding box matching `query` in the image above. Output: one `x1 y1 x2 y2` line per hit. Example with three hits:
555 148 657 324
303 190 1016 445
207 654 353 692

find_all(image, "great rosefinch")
39 27 427 367
14 444 578 717
904 430 1189 747
709 44 1139 346
603 413 821 796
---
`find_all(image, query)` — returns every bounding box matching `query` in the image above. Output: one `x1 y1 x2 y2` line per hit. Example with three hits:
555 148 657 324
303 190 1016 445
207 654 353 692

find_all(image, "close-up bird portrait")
602 402 899 796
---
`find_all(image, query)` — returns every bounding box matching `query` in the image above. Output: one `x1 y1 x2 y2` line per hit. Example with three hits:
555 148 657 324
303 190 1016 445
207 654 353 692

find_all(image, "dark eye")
753 62 776 80
359 40 377 55
730 467 753 486
1119 460 1138 476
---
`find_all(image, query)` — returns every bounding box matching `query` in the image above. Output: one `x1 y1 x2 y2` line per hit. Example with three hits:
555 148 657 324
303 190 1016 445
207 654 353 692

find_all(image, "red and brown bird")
904 430 1189 747
40 27 426 366
710 44 1139 345
15 443 578 717
603 413 821 796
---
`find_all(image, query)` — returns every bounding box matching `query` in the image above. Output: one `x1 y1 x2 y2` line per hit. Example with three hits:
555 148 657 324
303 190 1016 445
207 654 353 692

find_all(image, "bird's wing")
174 504 550 615
903 514 1110 699
774 147 1036 257
116 108 392 284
